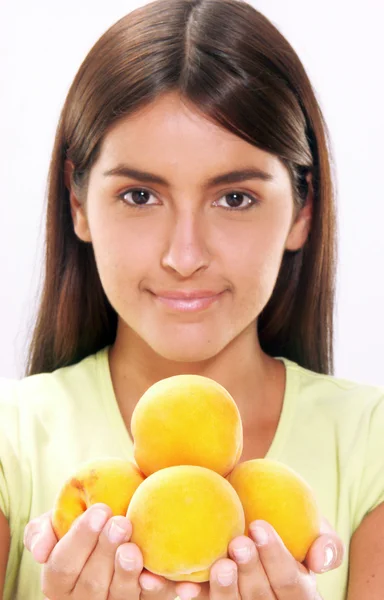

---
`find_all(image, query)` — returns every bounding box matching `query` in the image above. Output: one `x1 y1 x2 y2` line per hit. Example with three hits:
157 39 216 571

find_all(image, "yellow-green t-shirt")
1 345 384 600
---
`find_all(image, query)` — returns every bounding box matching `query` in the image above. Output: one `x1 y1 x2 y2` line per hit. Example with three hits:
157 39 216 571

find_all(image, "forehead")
94 91 289 187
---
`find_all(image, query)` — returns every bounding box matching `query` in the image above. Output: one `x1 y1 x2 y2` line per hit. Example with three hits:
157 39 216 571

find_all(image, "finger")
24 511 58 564
41 503 112 599
23 511 50 550
174 579 203 600
74 515 132 598
304 532 345 574
108 542 144 600
208 557 240 600
139 569 180 600
249 521 316 600
228 534 276 600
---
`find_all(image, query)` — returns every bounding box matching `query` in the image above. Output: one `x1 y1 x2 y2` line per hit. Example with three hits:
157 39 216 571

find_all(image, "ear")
285 172 313 251
64 159 92 243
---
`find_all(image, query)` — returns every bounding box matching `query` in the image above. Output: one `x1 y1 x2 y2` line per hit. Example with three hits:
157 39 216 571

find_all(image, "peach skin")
127 464 245 581
227 458 321 562
131 374 243 477
52 457 145 539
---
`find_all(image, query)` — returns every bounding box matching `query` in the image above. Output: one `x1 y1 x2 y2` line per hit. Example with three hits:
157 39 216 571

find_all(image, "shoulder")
282 359 384 530
0 346 107 418
0 347 110 464
281 357 384 462
0 347 109 515
283 357 384 419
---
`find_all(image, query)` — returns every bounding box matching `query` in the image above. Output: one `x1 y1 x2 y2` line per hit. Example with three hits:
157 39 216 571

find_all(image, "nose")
160 209 211 277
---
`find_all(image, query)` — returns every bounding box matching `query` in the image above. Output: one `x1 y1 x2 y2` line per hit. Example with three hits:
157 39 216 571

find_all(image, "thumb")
304 530 345 574
24 510 58 564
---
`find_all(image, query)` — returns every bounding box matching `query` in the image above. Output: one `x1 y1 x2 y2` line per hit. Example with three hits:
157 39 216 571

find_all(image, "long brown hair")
24 0 337 377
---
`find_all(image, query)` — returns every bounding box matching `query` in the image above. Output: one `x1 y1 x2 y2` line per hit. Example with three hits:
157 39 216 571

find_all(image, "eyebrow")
102 164 274 187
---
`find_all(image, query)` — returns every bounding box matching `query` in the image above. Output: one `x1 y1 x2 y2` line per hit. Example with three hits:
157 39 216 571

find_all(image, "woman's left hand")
174 517 344 600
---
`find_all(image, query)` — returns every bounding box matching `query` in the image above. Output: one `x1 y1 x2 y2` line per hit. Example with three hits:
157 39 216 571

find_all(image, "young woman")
1 0 383 598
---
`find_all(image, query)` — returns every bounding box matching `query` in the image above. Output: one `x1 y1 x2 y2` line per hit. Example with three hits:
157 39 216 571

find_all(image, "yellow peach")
227 458 321 562
127 465 245 581
52 457 145 539
131 374 243 477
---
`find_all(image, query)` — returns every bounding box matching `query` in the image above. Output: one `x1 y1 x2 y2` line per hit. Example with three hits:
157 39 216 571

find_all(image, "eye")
118 188 159 207
213 191 259 211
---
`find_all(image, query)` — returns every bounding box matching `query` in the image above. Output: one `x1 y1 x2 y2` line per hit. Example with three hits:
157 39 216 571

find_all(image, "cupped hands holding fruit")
24 375 344 599
24 505 343 600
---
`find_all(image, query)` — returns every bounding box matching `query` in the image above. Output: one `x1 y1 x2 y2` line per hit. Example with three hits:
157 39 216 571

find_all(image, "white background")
0 0 383 384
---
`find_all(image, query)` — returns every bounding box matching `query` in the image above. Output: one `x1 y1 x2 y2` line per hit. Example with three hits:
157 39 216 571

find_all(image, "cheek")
88 214 153 300
228 223 287 291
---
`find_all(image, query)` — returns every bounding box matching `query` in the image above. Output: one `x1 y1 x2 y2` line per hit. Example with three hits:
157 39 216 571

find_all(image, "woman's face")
69 92 311 362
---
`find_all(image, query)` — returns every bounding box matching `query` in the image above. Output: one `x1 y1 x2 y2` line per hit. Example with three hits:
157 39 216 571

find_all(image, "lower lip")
154 292 225 312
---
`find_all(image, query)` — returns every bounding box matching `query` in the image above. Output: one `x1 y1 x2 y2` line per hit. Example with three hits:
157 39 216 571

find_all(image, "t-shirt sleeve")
353 393 384 532
0 378 22 522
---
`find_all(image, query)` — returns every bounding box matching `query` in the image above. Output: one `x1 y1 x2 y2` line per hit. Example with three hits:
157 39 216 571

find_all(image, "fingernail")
217 568 236 586
88 508 109 532
176 583 201 600
118 547 136 571
140 574 162 591
30 534 47 564
108 518 129 543
322 544 336 570
232 545 251 563
178 591 200 600
250 525 269 546
30 533 40 553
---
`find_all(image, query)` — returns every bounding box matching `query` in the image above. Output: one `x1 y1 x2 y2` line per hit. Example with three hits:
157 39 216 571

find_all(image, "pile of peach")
52 375 320 582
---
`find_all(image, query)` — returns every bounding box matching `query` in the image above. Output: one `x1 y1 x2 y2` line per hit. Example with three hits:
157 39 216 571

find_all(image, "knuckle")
273 571 301 591
47 556 78 580
109 578 139 600
251 586 271 598
77 576 106 596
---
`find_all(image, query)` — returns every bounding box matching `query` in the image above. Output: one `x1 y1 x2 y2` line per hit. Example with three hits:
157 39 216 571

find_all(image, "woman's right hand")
24 503 201 600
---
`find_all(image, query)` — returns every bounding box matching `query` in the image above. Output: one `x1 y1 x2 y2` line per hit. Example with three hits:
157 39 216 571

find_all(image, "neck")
108 320 285 429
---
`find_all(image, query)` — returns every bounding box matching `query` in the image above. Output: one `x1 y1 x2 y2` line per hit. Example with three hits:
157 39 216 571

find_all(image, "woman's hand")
24 504 201 600
25 509 344 600
174 517 345 600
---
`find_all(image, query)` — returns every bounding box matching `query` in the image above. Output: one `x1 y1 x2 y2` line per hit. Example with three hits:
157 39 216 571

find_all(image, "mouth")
149 290 227 313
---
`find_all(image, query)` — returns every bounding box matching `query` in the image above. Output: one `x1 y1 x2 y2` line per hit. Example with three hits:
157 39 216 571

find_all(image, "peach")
52 457 145 539
227 458 321 562
131 374 243 477
127 465 245 581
